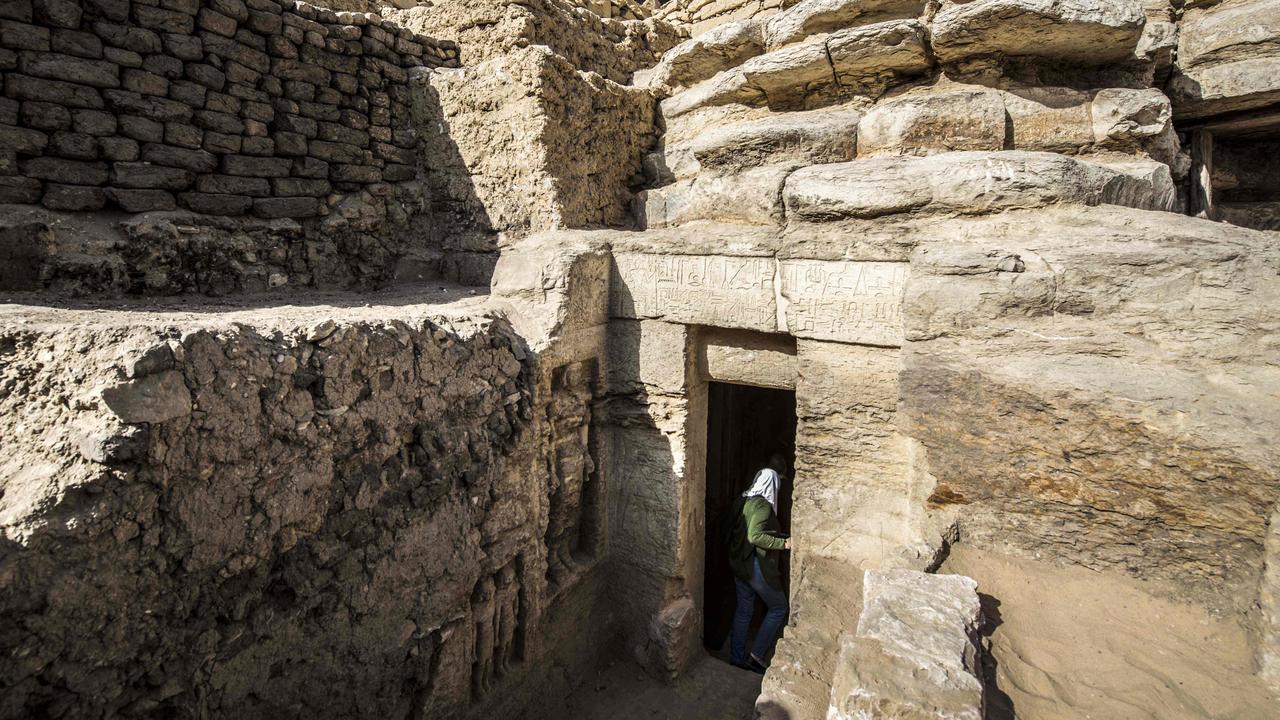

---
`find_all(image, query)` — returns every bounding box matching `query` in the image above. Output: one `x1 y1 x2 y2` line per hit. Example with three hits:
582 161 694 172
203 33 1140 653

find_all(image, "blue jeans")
730 557 789 666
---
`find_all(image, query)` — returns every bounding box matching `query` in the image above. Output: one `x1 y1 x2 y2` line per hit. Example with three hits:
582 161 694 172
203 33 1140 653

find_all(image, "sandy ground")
941 545 1277 720
556 655 762 720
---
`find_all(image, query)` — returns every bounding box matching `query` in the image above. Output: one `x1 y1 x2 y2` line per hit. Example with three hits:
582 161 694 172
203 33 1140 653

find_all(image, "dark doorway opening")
703 382 796 655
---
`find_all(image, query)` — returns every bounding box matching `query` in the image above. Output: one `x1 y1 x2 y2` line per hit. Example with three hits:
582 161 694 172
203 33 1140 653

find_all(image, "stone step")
931 0 1146 65
639 151 1174 228
659 19 932 117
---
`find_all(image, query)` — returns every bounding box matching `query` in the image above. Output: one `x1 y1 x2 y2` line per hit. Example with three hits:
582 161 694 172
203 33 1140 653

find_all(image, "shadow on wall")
409 70 498 287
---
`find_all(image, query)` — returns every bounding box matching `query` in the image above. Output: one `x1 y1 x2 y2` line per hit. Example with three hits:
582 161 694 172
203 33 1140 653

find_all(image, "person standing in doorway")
726 453 791 674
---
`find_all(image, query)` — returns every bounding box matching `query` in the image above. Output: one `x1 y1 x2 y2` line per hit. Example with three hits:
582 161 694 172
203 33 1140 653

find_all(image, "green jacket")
726 496 789 591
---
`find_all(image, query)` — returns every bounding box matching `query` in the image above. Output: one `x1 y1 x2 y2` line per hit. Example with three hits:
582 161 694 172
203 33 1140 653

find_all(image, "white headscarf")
742 468 780 514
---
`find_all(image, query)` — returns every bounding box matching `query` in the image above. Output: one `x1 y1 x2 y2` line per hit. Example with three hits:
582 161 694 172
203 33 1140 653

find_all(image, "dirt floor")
556 655 762 720
941 545 1277 720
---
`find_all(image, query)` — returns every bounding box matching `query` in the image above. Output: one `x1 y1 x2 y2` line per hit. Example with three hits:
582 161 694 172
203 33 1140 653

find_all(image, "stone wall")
0 0 456 216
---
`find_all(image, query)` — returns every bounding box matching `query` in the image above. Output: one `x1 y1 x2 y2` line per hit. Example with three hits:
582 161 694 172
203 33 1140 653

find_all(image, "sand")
941 545 1277 719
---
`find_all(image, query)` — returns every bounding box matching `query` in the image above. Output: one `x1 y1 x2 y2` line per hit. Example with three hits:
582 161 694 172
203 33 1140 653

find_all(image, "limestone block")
1090 88 1172 145
659 68 764 118
661 164 798 226
783 151 1171 220
826 19 930 92
1001 86 1095 152
779 260 906 346
690 107 861 171
827 569 984 720
699 327 798 390
931 0 1145 64
646 19 764 90
857 88 1007 157
739 36 837 105
610 252 779 331
763 0 927 49
1170 0 1280 118
608 319 691 395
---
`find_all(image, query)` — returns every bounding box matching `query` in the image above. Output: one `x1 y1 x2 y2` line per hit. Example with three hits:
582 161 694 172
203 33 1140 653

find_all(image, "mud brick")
168 80 207 107
118 115 163 143
22 157 107 184
267 34 296 59
222 155 290 177
382 163 414 182
163 124 202 149
94 22 162 54
247 9 281 34
161 0 199 14
0 176 41 203
227 83 268 103
283 80 314 102
194 110 243 134
163 32 203 61
33 0 81 28
106 187 176 212
196 174 267 196
275 131 307 156
73 110 117 136
253 196 319 218
0 124 47 154
51 30 104 59
309 140 362 163
276 113 316 137
298 101 340 122
330 164 380 183
291 156 327 179
99 136 139 161
197 9 237 37
122 69 169 96
211 0 248 22
0 1 32 22
317 122 367 147
260 76 281 97
48 132 98 161
42 184 106 211
134 5 193 33
205 92 240 114
241 136 272 156
103 46 142 67
106 92 191 126
20 102 71 131
84 0 130 22
142 143 216 173
272 58 328 85
202 131 241 154
241 100 273 123
224 62 258 86
178 191 250 215
185 62 226 90
111 161 194 189
143 54 183 79
21 52 121 88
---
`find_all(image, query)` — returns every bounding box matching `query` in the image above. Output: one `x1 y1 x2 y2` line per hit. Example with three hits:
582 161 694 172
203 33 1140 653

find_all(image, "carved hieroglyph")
778 260 906 346
611 254 906 346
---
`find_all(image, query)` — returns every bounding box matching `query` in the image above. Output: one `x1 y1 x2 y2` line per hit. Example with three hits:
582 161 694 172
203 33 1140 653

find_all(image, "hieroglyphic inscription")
780 260 906 346
611 254 777 331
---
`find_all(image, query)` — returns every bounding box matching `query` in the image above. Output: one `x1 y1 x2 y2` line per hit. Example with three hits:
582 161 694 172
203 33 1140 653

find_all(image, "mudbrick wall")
0 0 458 294
0 301 609 719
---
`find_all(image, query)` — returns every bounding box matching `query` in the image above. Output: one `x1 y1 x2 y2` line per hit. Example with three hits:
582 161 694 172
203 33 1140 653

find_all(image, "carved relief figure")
494 562 521 675
545 361 599 588
471 576 496 698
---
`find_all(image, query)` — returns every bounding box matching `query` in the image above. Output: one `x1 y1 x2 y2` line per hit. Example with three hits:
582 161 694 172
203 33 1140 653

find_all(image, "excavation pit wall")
0 286 616 720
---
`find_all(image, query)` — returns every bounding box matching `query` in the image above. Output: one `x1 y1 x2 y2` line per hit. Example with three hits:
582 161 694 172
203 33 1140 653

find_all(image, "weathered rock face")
1169 0 1280 119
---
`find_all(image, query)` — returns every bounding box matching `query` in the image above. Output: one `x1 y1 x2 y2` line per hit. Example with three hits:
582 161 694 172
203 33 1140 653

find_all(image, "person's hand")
783 539 792 550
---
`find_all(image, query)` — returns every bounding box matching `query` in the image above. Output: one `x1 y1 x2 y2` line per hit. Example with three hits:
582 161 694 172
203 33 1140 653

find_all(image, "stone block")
48 132 99 161
5 74 104 108
690 107 861 172
99 136 140 161
122 69 170 96
141 143 218 173
196 174 269 196
33 0 81 29
42 183 107 211
930 0 1145 64
104 90 193 122
168 80 209 107
857 89 1008 157
0 19 50 51
0 175 42 204
51 29 104 58
118 115 164 143
163 123 205 150
309 140 364 163
110 162 195 190
185 62 226 90
22 157 108 184
330 163 381 183
252 196 320 218
827 570 983 720
0 124 49 155
134 5 194 34
271 177 330 196
177 191 252 214
106 187 177 212
203 132 242 155
72 109 117 136
645 19 764 91
763 0 927 49
93 22 163 54
19 101 71 131
827 19 930 91
222 155 291 177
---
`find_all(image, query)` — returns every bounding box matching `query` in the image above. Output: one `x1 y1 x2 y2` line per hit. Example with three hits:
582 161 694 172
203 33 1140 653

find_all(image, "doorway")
702 382 797 654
